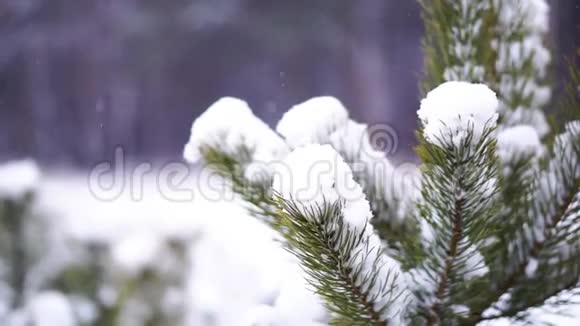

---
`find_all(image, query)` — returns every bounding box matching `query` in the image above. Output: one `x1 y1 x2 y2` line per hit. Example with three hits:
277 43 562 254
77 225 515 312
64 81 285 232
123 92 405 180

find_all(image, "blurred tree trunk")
25 44 60 163
547 0 578 122
107 76 139 161
346 0 422 159
347 0 392 123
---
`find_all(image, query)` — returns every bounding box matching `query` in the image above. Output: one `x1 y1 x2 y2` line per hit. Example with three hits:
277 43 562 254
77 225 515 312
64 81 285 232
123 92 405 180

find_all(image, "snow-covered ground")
34 170 325 326
20 169 578 325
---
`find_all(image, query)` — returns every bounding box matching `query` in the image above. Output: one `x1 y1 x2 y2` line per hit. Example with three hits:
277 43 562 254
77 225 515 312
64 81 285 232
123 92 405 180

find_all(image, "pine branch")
476 278 579 323
274 197 407 325
412 123 499 324
471 122 580 322
493 0 552 136
276 99 420 255
183 97 289 232
482 152 536 266
268 144 412 324
427 194 465 326
199 145 283 232
329 121 421 262
470 129 541 320
419 0 495 92
273 97 422 264
471 191 577 322
187 100 416 323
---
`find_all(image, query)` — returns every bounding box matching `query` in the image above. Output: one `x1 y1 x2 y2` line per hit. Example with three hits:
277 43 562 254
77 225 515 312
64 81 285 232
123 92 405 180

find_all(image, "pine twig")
427 195 465 325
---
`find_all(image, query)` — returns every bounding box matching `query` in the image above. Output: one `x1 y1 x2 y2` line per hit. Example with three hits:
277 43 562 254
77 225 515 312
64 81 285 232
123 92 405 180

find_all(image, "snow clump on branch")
183 97 288 164
417 81 499 147
276 97 349 149
271 144 368 227
496 125 543 162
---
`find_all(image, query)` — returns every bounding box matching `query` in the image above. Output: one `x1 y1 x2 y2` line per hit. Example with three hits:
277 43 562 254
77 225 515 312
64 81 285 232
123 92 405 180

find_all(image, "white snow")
526 0 550 32
242 265 327 326
188 200 326 326
463 244 489 280
496 125 543 161
525 258 539 278
111 231 165 276
36 172 202 244
481 292 512 321
450 304 470 317
26 291 75 326
276 96 349 149
406 267 437 302
329 120 421 222
271 144 369 228
363 236 411 323
183 97 288 164
418 81 499 147
268 273 327 325
34 171 326 326
0 159 40 201
328 119 369 160
565 120 580 135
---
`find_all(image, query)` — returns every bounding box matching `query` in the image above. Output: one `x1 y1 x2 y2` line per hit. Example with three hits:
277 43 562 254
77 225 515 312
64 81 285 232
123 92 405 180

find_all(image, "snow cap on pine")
497 125 543 162
418 81 499 147
183 97 288 163
272 144 370 230
0 159 40 201
276 96 349 149
328 120 369 160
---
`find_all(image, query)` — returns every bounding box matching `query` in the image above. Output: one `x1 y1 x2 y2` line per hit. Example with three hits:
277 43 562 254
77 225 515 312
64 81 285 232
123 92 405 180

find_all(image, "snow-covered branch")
494 0 551 137
272 144 410 325
411 81 500 325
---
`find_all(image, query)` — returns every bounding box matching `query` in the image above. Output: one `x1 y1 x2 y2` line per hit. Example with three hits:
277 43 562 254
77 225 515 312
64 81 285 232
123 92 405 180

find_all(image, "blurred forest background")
0 0 578 166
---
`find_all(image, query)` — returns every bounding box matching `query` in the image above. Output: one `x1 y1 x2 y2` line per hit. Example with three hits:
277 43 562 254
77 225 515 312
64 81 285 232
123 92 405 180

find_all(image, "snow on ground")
0 159 40 200
33 168 324 326
36 171 202 244
29 168 580 325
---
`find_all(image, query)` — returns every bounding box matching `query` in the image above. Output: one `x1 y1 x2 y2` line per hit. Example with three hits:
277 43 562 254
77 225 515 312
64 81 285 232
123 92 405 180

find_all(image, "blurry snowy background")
0 0 579 325
0 0 577 164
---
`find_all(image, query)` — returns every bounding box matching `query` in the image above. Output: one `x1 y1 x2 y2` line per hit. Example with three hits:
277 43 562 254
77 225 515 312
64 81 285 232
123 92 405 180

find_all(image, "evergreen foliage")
275 198 398 326
412 124 499 325
186 0 580 324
